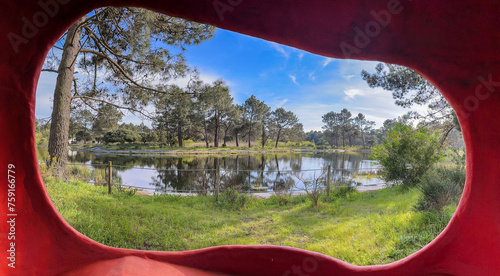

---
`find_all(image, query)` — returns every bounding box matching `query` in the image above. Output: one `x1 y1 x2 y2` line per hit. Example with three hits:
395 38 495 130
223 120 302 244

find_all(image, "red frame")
1 0 499 275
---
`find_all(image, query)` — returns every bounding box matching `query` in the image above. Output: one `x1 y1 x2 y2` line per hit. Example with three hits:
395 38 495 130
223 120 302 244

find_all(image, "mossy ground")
46 179 454 266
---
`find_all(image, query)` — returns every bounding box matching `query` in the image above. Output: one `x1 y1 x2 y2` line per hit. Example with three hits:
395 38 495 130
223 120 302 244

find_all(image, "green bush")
116 183 138 197
388 211 453 261
415 167 465 213
371 123 443 188
270 194 292 206
103 129 141 144
323 185 357 202
216 188 248 211
66 164 91 180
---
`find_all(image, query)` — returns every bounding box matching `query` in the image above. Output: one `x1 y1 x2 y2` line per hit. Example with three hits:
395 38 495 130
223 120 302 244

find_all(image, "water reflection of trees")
68 151 372 193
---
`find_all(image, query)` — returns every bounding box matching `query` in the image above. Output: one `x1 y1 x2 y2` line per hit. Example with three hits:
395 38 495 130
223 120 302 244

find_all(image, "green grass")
75 141 364 152
45 180 455 266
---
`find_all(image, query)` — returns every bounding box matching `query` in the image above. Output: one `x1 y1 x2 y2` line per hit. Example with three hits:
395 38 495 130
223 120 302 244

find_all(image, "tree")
338 108 352 147
371 123 443 187
192 82 212 148
154 85 194 147
75 130 92 143
305 130 326 146
44 7 215 176
103 129 140 144
353 113 375 148
92 104 123 136
271 108 298 148
231 105 246 147
221 104 238 147
260 106 272 148
322 111 341 147
69 109 94 139
361 63 457 145
242 95 269 147
206 80 234 148
283 123 306 144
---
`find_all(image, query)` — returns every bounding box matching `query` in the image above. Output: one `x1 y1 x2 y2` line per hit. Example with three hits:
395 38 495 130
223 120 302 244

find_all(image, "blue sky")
36 28 424 131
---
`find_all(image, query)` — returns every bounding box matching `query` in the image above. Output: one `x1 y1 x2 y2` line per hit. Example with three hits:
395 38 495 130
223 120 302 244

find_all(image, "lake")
67 150 384 194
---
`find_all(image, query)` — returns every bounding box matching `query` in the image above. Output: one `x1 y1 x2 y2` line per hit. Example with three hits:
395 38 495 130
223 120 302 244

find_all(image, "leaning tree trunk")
48 16 86 178
275 128 281 148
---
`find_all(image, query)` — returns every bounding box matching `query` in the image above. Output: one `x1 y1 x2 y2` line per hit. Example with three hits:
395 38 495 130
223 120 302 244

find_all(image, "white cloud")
342 74 355 80
276 99 288 108
286 103 342 132
269 42 290 59
298 53 305 61
338 59 380 80
322 58 335 68
259 72 269 78
168 71 223 88
309 72 316 81
343 88 365 100
289 74 299 85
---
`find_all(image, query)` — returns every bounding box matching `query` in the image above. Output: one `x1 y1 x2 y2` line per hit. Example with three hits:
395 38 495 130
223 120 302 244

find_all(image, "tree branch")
41 69 58 73
72 95 153 119
79 48 194 95
72 79 98 112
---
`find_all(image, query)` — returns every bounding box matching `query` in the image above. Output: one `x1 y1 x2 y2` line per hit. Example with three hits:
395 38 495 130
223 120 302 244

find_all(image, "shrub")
323 185 357 202
216 188 248 211
270 194 292 206
371 123 443 188
66 164 91 180
103 129 140 144
295 171 326 209
388 211 453 261
92 169 107 185
39 160 57 183
415 167 465 213
116 183 138 197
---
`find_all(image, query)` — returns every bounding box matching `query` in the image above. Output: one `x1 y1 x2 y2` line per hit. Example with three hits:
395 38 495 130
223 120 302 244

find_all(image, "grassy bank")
45 180 455 266
73 141 370 152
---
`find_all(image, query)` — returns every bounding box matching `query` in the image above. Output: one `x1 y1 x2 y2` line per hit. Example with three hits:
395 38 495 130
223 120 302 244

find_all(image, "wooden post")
108 161 112 195
327 165 331 196
214 158 220 202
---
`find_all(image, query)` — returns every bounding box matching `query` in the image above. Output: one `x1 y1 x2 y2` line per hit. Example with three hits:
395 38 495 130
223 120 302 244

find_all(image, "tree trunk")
177 124 183 147
275 128 282 148
361 128 366 148
248 124 252 147
214 111 219 148
235 132 239 147
204 119 209 148
48 16 86 178
261 124 266 148
342 129 345 147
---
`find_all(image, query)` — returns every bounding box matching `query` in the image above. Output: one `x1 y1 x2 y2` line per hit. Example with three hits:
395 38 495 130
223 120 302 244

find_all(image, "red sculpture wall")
1 0 499 275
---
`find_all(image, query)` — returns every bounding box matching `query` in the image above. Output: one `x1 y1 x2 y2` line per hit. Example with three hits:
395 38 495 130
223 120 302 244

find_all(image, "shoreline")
70 146 372 157
130 183 388 197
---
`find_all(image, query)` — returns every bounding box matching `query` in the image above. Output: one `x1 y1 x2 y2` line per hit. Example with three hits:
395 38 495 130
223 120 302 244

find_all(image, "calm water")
67 150 383 194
